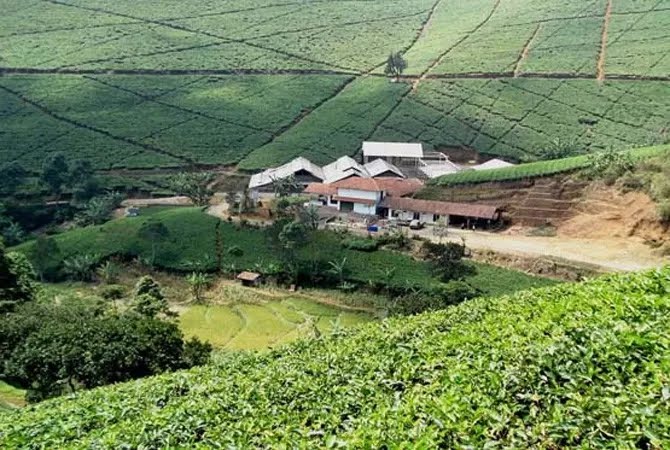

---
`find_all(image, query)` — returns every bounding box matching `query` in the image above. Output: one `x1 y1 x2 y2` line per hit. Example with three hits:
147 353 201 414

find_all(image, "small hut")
236 271 262 287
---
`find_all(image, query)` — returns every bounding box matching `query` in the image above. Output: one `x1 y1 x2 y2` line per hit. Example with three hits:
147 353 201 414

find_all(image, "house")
381 197 502 227
305 177 424 215
363 158 405 178
249 157 324 192
236 271 262 287
322 156 368 183
362 141 424 165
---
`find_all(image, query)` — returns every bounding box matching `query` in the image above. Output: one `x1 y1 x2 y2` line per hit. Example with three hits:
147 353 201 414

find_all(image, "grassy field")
2 268 667 447
1 0 668 172
12 207 555 295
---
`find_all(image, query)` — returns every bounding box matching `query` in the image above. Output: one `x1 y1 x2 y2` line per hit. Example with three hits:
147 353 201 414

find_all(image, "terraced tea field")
1 0 668 172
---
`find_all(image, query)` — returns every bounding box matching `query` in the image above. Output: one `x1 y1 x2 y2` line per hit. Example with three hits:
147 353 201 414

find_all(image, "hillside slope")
1 268 669 448
1 0 668 171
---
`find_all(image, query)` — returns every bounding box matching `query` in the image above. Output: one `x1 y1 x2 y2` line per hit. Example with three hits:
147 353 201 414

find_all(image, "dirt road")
430 228 666 272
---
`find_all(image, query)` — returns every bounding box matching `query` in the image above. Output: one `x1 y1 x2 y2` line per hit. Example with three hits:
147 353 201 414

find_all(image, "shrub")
99 285 126 301
341 237 379 252
657 201 670 223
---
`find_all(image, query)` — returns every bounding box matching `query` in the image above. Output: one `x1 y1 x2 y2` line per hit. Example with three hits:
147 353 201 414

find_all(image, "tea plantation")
1 268 668 447
1 0 668 171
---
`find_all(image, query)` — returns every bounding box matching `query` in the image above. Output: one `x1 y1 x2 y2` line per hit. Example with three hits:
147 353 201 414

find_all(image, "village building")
237 271 262 287
362 141 424 165
249 157 324 193
305 177 424 215
381 197 502 228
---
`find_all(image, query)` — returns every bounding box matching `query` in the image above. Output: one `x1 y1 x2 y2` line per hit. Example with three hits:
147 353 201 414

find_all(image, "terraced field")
180 295 372 351
1 0 668 172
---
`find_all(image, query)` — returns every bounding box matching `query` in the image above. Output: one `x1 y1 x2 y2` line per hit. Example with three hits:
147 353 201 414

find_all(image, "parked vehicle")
409 219 424 230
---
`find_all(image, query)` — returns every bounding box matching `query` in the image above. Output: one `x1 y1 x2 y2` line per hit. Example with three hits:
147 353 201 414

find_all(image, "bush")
99 285 126 301
341 237 379 252
657 201 670 223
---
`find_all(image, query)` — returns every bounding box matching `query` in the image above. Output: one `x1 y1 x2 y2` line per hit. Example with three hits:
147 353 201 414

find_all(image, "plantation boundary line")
245 75 359 153
413 0 502 91
607 0 664 48
41 0 361 73
159 1 310 22
0 84 193 164
513 24 541 77
3 67 670 82
363 85 415 145
597 0 613 81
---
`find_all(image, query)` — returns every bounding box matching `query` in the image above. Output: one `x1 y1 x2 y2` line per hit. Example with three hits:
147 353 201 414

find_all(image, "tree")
540 138 582 160
131 276 172 318
327 257 348 287
76 192 123 226
0 242 37 312
63 254 99 281
1 302 211 402
41 153 68 196
28 235 61 281
168 172 213 206
186 272 210 303
384 51 407 80
138 219 170 266
421 240 474 282
0 162 27 196
68 160 101 204
272 175 300 198
299 204 320 230
2 221 25 247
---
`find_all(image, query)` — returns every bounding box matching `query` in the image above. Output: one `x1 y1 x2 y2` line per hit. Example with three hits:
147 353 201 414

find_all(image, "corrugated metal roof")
381 197 501 220
364 158 405 178
322 156 368 183
362 141 424 158
249 157 324 189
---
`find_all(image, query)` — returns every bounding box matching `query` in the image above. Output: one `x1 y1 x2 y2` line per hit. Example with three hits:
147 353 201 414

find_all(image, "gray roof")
249 157 324 189
362 141 424 158
322 156 368 183
363 158 405 178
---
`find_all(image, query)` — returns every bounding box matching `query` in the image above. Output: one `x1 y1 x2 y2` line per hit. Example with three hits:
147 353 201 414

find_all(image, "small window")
433 214 440 221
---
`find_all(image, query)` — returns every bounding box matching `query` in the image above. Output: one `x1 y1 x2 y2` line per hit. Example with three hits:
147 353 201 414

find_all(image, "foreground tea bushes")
1 268 669 448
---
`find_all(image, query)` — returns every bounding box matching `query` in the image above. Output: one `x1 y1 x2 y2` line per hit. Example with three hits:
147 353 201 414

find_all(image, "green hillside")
1 0 668 171
1 268 668 447
12 207 555 295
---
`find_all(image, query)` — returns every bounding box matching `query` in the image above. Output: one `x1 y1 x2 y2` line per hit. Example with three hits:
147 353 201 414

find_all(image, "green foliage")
0 301 210 403
388 280 478 316
76 192 124 226
40 153 68 196
341 237 380 252
131 276 171 318
26 235 61 281
186 272 211 304
0 162 27 197
584 148 636 184
63 254 99 282
430 144 670 187
96 260 121 284
1 269 667 447
0 244 37 312
168 173 214 206
384 51 407 78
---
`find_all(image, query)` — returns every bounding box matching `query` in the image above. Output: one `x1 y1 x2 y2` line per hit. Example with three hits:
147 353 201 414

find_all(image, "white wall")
338 188 381 202
353 203 376 215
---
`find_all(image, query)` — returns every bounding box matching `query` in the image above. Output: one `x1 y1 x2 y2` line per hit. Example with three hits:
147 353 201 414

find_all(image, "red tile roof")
304 183 337 195
381 197 501 220
332 196 377 205
331 177 423 197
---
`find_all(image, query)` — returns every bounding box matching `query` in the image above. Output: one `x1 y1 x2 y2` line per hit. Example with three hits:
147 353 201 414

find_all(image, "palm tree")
327 257 348 287
186 272 211 303
63 254 99 281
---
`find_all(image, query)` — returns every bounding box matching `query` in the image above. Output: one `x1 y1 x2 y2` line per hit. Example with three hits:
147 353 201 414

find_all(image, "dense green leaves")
0 268 668 447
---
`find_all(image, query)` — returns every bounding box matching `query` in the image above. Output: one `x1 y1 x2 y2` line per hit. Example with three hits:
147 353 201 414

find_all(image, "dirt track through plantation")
597 0 613 81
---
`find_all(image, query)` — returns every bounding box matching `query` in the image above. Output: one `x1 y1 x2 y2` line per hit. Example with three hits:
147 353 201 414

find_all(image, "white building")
362 141 424 165
249 157 324 192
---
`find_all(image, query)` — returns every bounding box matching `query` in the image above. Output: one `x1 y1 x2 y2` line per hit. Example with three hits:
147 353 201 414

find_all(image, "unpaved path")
432 229 667 272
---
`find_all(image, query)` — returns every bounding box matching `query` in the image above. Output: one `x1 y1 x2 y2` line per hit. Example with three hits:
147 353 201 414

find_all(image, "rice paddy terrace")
1 0 669 172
